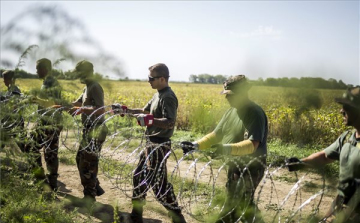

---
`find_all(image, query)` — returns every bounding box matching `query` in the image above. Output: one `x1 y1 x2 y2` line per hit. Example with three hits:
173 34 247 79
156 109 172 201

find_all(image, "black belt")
148 136 170 144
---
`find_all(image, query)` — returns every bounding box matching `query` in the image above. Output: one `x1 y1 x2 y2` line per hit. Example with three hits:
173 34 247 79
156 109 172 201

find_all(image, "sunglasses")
148 76 162 82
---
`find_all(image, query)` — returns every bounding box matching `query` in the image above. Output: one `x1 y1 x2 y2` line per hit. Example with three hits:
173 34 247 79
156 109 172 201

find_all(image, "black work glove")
180 141 196 155
286 157 307 172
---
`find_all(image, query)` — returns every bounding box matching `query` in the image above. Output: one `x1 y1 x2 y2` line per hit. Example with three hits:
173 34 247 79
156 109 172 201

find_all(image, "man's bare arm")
127 108 150 115
251 140 260 150
72 101 82 107
301 151 335 167
153 118 175 129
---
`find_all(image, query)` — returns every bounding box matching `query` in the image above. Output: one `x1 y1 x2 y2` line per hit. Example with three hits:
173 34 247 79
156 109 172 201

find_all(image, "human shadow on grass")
58 192 162 223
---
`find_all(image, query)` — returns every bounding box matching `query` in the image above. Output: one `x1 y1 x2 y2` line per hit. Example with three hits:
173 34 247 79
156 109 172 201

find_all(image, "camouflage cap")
36 58 52 71
73 60 94 74
335 86 360 109
220 75 251 94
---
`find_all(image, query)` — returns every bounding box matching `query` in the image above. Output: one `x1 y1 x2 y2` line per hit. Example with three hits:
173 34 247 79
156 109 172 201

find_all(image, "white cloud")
230 26 283 40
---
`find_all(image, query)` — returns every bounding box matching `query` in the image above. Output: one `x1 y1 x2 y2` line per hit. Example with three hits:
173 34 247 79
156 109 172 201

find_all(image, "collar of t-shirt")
158 86 170 94
85 79 97 87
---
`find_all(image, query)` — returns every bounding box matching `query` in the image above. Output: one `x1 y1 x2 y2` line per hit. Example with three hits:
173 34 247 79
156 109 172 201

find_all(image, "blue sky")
1 1 359 84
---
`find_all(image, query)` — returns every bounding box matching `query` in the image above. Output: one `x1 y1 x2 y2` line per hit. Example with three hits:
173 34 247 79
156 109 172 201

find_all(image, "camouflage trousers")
76 125 108 197
24 124 62 177
132 138 180 211
216 158 266 223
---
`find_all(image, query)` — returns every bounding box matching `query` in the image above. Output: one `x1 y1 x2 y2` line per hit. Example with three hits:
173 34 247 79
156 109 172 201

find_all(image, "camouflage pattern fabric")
216 158 266 223
132 140 180 211
76 125 108 197
23 124 62 189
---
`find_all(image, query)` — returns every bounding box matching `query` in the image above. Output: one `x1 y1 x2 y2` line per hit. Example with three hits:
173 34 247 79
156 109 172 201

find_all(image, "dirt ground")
1 134 336 223
54 145 336 223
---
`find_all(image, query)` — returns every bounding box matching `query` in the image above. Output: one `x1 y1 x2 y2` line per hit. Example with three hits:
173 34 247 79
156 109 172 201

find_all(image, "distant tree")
52 69 65 79
214 74 227 84
289 77 300 88
265 78 279 86
197 75 205 83
278 77 289 87
256 77 264 86
338 80 347 89
328 78 338 89
197 74 211 83
258 76 348 89
94 72 103 81
189 74 198 83
189 73 227 84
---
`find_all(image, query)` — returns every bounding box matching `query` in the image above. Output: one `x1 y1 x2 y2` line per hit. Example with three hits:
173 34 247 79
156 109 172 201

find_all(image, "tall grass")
0 159 77 222
1 79 347 146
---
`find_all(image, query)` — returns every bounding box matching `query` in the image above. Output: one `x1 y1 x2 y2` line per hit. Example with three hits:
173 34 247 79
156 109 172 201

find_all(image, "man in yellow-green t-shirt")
181 75 267 223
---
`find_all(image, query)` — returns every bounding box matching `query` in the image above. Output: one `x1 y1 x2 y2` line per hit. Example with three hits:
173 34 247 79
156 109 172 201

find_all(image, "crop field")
0 78 349 223
0 78 348 146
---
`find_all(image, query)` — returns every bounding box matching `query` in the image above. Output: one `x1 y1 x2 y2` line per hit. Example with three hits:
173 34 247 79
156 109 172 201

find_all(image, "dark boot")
130 200 144 223
96 180 105 196
46 174 59 191
96 184 105 196
168 209 186 223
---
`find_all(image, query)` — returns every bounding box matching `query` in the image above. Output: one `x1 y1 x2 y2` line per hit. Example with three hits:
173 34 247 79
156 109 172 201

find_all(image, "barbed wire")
0 101 345 222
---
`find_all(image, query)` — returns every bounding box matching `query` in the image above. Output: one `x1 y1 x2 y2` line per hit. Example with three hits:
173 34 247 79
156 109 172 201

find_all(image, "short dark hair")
36 58 52 71
2 70 15 80
149 63 169 78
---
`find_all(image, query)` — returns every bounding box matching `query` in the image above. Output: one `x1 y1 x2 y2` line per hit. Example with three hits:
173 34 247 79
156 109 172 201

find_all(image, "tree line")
189 74 227 84
0 69 352 89
189 74 351 89
254 77 349 89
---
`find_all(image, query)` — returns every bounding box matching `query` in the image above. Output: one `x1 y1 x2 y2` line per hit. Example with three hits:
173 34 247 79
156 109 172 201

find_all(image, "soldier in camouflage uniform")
181 75 267 223
2 70 22 97
288 86 360 223
1 70 25 150
123 63 186 223
24 58 63 190
69 60 108 202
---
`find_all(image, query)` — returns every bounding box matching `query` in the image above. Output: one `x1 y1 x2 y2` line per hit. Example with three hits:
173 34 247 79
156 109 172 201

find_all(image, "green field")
0 79 347 222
